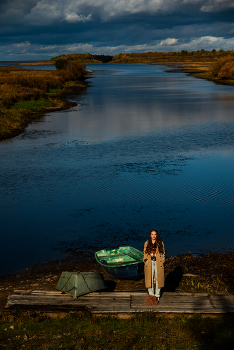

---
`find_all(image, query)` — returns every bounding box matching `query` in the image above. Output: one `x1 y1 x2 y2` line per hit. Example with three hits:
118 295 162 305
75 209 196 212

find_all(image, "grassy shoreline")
0 64 88 142
1 251 234 349
0 85 87 142
161 61 234 86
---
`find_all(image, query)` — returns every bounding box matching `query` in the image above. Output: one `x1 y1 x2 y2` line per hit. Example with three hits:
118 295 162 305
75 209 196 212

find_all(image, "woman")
143 229 165 305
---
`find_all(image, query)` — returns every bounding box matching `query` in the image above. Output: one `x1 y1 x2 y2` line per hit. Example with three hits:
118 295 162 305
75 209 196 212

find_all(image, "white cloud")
200 0 234 13
160 38 179 45
14 41 30 48
34 45 58 51
24 1 62 25
65 43 94 52
178 35 230 49
65 13 92 23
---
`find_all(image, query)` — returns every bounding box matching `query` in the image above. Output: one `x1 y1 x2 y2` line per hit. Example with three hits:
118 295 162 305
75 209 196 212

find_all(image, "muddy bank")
1 250 234 314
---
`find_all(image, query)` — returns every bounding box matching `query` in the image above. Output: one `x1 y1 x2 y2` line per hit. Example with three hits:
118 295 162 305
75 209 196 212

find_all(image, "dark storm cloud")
1 0 234 60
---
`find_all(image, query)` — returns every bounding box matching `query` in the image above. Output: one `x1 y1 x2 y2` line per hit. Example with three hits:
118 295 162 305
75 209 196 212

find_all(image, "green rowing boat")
95 246 144 279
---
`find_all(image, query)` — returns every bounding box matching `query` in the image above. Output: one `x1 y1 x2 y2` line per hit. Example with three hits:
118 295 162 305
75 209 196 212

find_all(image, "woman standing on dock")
143 229 165 305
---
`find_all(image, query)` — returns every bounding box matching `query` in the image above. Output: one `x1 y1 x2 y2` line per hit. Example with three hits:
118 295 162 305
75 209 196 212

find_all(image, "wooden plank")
92 310 133 314
161 292 208 297
133 304 211 308
6 290 234 314
129 308 220 314
9 294 133 302
211 295 234 302
92 308 220 314
85 298 131 309
11 291 208 297
114 289 146 292
80 292 145 298
14 291 210 298
131 294 212 311
151 300 211 305
6 292 131 313
13 290 62 295
157 297 209 303
131 298 212 305
210 295 234 312
11 290 145 297
5 292 90 312
132 304 213 309
9 294 73 300
5 304 89 312
8 296 74 302
161 293 208 297
131 294 211 303
7 300 90 307
8 295 131 302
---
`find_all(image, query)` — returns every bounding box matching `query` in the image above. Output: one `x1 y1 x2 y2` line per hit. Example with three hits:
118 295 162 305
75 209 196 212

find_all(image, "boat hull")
101 262 144 280
56 271 107 297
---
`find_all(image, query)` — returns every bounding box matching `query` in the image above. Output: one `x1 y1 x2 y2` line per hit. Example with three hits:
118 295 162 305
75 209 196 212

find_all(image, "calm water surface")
1 64 234 274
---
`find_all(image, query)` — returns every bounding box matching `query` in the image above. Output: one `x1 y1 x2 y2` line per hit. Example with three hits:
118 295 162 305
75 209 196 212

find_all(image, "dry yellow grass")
0 63 86 140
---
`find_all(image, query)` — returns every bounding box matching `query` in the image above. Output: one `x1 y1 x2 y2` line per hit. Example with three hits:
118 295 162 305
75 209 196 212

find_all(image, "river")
1 63 234 275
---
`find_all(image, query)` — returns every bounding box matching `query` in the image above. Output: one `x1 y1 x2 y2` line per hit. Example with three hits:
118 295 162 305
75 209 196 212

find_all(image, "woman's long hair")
145 229 164 255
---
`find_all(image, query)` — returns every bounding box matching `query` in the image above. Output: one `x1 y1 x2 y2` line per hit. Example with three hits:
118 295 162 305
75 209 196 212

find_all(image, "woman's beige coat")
143 240 165 289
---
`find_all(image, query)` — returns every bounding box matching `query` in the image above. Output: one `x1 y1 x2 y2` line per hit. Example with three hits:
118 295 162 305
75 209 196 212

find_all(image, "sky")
1 0 234 61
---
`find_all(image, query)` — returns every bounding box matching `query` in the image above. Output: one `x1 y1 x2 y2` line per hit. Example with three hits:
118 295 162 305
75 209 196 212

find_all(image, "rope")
77 272 92 293
58 271 92 293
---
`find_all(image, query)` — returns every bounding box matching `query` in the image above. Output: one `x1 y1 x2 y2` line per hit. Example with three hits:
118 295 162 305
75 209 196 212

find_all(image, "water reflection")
25 64 234 143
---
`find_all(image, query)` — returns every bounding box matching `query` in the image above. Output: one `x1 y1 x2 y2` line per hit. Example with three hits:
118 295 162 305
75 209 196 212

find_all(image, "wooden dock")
5 290 234 315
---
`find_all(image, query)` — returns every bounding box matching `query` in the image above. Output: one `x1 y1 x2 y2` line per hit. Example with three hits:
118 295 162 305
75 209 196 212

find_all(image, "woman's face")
151 231 157 241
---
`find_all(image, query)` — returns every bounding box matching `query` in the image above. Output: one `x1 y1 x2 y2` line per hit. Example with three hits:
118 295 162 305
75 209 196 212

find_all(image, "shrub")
218 61 234 79
211 56 234 78
54 58 68 70
58 61 86 81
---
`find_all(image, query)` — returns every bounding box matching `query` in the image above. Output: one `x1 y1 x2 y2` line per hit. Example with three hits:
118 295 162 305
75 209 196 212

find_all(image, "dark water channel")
1 64 234 275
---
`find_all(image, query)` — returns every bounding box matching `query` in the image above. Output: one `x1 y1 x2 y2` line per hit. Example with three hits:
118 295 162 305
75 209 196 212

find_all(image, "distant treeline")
50 51 234 80
51 53 113 64
51 49 234 65
112 49 234 63
92 55 113 63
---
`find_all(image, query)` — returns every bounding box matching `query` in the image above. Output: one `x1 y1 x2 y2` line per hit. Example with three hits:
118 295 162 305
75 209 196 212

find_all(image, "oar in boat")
120 247 143 262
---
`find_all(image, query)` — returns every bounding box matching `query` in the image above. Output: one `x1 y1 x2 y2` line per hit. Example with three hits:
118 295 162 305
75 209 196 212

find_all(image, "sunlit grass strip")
1 312 234 349
177 276 228 295
13 99 54 111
